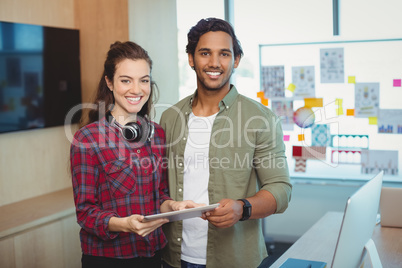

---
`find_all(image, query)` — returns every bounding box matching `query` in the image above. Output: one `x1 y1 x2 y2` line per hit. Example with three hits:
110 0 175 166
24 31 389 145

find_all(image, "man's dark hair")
186 17 243 59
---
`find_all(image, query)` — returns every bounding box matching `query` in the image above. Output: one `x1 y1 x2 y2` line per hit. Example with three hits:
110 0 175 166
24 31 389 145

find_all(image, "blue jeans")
163 260 206 268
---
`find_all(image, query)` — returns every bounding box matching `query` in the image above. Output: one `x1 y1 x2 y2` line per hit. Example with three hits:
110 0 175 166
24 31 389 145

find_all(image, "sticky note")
304 98 323 108
348 76 356 84
369 117 378 125
298 134 305 141
393 79 401 87
292 146 303 157
287 83 296 92
257 91 265 98
283 135 290 141
335 98 343 106
346 109 355 116
336 108 344 115
261 98 268 106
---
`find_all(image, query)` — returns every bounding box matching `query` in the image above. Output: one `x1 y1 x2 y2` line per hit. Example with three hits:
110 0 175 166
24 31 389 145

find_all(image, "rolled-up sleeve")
253 112 292 213
70 138 119 241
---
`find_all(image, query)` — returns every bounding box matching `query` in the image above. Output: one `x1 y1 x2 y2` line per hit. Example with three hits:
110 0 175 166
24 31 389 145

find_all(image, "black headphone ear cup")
135 116 154 142
149 123 154 140
140 120 151 141
122 123 142 142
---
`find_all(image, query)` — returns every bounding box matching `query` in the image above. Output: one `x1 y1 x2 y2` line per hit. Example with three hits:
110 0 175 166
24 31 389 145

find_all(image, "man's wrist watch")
238 199 252 221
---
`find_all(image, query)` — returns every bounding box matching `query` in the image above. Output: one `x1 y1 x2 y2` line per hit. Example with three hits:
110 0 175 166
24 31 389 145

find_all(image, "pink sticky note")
283 135 290 141
393 79 401 87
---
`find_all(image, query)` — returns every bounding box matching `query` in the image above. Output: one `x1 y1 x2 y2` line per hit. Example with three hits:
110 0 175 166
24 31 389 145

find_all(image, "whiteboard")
259 39 402 183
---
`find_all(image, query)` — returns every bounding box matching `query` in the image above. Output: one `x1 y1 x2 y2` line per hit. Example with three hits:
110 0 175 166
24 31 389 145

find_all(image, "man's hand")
202 199 243 228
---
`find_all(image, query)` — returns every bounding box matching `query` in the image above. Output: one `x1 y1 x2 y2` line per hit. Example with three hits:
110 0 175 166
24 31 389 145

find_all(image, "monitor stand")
364 239 383 268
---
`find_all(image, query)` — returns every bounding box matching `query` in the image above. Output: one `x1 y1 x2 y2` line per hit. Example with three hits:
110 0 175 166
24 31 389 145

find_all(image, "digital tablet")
143 203 220 222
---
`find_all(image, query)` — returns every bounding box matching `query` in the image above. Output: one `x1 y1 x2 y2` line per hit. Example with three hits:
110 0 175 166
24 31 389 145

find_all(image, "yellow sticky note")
369 117 378 125
287 83 296 92
336 108 344 115
348 76 356 84
298 134 305 141
261 98 268 106
257 91 264 98
335 98 343 106
346 109 355 116
304 98 323 108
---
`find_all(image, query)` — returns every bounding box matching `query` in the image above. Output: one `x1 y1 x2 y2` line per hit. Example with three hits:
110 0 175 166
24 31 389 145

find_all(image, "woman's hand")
170 200 205 211
126 215 168 237
108 215 168 237
161 200 205 213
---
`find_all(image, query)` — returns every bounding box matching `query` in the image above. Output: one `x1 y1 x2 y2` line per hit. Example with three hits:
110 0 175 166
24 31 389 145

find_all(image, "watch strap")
238 198 252 221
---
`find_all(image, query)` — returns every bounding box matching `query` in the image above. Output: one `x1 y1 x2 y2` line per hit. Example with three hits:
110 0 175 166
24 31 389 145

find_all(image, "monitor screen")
0 21 82 134
331 171 383 268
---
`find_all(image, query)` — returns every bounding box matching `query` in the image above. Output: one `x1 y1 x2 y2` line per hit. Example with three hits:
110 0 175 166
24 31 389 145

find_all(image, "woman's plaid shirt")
70 116 171 258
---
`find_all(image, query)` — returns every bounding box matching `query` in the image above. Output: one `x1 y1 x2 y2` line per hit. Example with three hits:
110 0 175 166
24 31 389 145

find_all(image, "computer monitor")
331 171 383 268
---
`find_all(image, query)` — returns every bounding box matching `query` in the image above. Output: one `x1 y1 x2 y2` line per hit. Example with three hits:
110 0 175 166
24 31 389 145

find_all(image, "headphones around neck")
106 111 154 142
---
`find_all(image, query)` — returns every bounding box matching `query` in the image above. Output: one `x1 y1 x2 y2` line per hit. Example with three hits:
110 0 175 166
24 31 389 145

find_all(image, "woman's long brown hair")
82 41 157 126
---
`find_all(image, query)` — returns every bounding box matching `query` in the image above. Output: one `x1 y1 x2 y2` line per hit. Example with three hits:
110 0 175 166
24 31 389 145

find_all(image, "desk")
0 188 75 239
270 211 402 268
0 188 81 267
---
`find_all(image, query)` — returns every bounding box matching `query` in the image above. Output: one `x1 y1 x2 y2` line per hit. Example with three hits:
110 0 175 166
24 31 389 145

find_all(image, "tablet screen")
143 203 220 222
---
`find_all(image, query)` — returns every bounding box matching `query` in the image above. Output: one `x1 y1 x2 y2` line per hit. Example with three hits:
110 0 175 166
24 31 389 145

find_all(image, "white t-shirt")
181 112 217 265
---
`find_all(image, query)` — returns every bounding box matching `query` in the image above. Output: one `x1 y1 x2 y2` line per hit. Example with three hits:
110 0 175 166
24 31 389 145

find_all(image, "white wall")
231 0 402 243
128 0 402 243
128 0 180 123
264 181 358 243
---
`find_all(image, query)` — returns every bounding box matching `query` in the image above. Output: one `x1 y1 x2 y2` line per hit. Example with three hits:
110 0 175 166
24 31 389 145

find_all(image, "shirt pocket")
212 149 254 199
104 160 136 198
216 148 254 171
215 168 252 199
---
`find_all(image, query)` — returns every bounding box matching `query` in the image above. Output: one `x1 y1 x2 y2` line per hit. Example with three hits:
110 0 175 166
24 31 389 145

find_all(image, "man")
160 17 292 268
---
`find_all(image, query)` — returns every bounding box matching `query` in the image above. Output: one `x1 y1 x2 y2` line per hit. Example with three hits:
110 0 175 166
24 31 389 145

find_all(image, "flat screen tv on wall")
0 20 82 134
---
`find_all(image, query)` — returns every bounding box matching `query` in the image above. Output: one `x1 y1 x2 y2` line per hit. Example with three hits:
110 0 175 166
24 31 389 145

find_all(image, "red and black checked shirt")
70 117 171 258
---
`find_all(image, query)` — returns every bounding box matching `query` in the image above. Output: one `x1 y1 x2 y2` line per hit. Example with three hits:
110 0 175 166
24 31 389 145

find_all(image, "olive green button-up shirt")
160 86 292 268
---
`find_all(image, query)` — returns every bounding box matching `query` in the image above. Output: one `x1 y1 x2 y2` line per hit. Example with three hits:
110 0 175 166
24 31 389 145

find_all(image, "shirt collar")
220 84 239 108
186 84 239 112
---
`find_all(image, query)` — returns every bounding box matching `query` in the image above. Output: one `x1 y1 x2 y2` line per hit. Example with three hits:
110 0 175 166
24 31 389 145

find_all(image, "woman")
70 41 196 268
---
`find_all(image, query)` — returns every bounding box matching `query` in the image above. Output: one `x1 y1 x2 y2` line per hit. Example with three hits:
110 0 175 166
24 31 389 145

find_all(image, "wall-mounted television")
0 20 82 134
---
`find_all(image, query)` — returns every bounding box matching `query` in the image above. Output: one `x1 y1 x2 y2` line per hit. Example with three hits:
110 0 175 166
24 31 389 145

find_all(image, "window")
233 0 333 100
176 0 225 99
232 0 402 181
